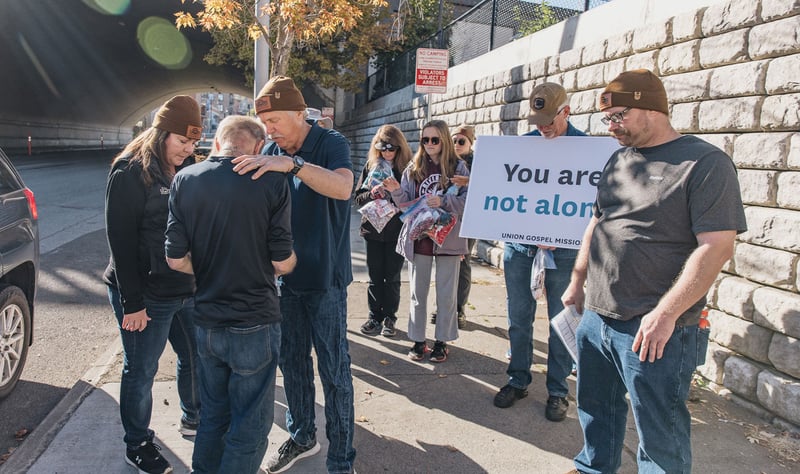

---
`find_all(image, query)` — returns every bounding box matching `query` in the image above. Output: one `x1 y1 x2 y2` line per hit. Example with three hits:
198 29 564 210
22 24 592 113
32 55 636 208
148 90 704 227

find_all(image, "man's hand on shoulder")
232 154 293 179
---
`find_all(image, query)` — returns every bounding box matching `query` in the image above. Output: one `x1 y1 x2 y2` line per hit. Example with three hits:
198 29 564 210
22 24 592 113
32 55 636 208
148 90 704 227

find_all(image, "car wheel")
0 285 31 399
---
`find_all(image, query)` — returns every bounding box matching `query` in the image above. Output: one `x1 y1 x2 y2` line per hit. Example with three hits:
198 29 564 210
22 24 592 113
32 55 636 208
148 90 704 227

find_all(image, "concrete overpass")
0 0 249 153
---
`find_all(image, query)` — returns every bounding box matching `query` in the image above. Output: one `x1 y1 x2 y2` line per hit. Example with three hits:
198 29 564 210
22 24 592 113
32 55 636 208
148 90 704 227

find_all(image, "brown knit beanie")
255 76 307 114
153 95 203 140
598 69 669 115
452 124 475 144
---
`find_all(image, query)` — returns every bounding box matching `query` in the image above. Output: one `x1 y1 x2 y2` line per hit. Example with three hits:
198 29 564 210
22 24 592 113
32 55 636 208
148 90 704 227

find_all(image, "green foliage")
516 0 559 37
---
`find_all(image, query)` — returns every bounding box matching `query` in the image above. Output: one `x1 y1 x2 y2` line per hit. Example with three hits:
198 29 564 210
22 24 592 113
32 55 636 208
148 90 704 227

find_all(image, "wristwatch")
289 155 305 175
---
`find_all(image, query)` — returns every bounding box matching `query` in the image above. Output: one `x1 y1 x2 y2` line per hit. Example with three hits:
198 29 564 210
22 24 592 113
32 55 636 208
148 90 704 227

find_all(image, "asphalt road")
0 150 120 463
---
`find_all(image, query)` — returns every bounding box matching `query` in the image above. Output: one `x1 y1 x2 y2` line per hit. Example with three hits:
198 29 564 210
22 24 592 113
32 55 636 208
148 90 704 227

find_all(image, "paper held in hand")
550 305 582 363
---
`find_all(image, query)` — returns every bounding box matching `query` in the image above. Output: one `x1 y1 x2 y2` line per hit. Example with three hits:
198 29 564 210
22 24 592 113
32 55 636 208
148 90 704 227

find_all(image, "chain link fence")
364 0 612 104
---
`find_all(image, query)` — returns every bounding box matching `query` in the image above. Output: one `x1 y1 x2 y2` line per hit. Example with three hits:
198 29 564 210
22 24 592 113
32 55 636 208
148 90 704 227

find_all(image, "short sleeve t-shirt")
266 121 354 291
586 135 747 325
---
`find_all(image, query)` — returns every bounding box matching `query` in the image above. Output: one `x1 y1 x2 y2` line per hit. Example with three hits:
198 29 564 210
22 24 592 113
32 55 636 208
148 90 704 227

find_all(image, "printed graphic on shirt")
418 173 442 196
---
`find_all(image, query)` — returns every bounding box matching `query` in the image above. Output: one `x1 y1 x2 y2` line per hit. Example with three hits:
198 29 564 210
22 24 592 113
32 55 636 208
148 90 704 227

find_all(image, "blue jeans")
504 246 577 394
574 310 703 474
280 286 355 474
107 286 200 448
503 246 537 389
544 248 578 398
192 323 281 474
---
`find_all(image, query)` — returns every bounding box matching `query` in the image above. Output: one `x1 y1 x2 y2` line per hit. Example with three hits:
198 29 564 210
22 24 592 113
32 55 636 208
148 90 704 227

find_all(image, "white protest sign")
460 135 620 249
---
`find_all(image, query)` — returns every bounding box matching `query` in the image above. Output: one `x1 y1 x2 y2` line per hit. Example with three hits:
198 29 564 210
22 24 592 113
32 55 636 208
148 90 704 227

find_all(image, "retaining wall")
339 0 800 429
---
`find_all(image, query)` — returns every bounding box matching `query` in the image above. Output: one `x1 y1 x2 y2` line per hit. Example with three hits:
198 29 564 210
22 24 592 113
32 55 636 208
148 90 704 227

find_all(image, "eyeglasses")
421 136 440 145
453 137 468 146
543 106 567 127
600 107 632 125
374 142 399 152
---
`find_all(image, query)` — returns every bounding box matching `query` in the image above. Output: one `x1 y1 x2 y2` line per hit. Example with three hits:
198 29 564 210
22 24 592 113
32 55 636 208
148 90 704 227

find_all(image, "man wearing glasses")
494 83 585 425
562 69 746 473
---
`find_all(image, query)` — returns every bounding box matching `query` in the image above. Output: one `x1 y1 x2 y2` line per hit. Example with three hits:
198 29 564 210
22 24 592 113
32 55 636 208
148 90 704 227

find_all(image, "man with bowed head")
562 69 746 473
166 115 296 473
232 76 356 474
494 83 583 425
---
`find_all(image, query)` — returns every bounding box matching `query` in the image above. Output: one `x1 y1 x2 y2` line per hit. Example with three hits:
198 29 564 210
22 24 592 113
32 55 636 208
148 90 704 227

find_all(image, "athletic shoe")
408 341 429 361
381 318 396 337
545 395 569 422
266 437 321 473
125 441 173 474
457 311 467 329
360 318 382 336
430 341 448 363
179 418 198 436
493 384 528 408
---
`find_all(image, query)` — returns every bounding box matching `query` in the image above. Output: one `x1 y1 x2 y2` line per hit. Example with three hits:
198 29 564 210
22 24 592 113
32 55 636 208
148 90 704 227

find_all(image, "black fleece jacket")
103 156 194 314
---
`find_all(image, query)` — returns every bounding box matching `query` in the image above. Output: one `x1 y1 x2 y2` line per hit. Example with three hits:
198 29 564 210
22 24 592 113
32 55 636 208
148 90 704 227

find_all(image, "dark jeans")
280 286 355 474
503 246 576 394
574 310 703 474
365 239 404 323
192 323 281 474
457 238 476 313
543 248 578 397
107 286 200 448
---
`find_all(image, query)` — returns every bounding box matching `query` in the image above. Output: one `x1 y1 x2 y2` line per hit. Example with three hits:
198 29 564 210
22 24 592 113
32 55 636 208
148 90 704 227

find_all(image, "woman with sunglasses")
354 125 412 338
387 120 470 363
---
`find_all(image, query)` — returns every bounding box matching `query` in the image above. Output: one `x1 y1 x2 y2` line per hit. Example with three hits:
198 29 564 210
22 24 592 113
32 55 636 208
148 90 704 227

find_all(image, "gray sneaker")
266 437 320 473
381 318 396 337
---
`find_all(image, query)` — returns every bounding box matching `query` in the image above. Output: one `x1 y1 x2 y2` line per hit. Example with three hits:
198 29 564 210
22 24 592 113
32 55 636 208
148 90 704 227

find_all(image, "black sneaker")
125 441 173 474
381 318 396 337
360 318 382 336
408 341 429 361
493 384 528 408
430 312 437 324
266 437 321 473
545 395 569 422
457 311 467 329
179 418 198 436
430 341 448 363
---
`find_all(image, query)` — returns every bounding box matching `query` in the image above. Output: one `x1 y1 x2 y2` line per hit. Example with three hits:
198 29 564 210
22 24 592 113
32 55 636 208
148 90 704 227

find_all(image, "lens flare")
137 17 192 70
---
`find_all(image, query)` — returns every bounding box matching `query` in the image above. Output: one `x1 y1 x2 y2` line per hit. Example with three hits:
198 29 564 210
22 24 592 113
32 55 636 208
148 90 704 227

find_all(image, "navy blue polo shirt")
265 121 354 290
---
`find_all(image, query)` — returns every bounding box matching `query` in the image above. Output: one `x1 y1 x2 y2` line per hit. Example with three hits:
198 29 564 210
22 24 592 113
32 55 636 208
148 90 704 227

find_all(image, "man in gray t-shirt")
562 69 746 474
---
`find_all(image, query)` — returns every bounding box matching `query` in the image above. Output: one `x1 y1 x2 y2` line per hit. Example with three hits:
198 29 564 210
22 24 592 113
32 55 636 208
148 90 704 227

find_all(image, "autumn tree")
176 0 388 84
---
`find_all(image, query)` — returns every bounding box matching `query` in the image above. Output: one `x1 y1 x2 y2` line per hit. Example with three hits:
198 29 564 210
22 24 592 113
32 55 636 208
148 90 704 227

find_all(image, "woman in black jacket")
354 125 411 337
103 95 202 474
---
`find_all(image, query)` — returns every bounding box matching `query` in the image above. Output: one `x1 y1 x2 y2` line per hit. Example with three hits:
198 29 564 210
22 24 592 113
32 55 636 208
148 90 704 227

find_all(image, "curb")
0 339 122 474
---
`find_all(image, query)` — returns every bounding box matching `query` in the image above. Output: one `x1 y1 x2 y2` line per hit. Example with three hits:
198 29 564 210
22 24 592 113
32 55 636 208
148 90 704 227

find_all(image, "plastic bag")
400 197 457 246
530 248 556 300
362 158 394 189
358 198 399 233
425 211 457 246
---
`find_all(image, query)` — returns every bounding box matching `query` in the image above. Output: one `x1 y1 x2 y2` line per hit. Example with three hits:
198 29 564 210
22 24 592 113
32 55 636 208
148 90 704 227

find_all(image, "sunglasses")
453 138 468 146
600 107 632 125
374 142 399 152
421 136 440 145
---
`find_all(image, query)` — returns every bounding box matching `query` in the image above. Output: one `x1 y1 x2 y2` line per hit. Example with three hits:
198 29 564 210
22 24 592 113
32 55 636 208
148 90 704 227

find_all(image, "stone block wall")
339 0 800 428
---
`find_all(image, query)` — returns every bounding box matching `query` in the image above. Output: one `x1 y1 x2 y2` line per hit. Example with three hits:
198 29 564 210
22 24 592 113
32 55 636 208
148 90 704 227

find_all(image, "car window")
0 161 21 195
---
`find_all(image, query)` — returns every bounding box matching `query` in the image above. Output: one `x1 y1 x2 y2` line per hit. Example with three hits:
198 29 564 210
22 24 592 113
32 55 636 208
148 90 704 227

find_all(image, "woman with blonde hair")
354 125 412 337
386 120 469 362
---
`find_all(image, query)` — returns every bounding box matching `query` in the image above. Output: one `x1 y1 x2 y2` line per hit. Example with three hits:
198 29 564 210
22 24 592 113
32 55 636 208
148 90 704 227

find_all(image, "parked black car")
0 146 39 399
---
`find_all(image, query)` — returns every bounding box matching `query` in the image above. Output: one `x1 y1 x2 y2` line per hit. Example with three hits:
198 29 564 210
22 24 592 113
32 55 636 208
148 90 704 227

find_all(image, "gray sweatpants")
407 254 460 343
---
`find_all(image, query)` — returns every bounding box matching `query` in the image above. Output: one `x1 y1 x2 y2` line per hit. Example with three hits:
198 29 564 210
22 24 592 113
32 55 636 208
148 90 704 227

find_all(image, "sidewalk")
5 210 797 473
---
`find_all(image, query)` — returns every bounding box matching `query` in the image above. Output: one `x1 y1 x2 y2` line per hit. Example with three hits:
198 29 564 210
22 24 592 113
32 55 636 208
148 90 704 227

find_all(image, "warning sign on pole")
415 48 449 94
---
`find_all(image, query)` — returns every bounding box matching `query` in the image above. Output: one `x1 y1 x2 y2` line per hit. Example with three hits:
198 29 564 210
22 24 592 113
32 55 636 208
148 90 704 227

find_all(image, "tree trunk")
271 22 294 77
